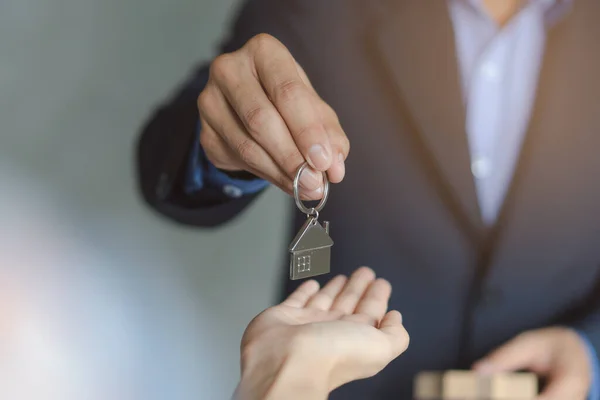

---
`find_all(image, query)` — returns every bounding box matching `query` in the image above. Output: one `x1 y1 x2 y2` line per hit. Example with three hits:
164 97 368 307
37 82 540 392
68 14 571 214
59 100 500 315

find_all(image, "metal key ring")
293 162 330 216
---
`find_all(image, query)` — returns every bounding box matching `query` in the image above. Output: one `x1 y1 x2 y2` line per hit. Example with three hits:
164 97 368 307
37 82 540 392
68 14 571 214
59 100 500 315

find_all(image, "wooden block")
490 372 538 399
414 371 443 399
413 370 538 400
443 370 480 399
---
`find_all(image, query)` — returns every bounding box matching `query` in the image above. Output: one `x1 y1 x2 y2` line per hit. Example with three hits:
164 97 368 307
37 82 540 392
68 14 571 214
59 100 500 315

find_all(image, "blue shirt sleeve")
184 121 269 198
577 331 600 400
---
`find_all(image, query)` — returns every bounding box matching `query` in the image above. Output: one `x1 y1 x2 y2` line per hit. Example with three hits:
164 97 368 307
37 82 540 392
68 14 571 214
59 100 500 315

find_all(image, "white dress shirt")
448 0 570 224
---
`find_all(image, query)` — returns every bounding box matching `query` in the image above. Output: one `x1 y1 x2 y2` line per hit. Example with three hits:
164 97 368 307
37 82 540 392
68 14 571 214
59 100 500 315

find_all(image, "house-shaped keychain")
288 217 334 280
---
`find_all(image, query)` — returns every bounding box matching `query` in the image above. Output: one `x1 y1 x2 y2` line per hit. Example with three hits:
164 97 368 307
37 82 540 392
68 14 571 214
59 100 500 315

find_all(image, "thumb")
473 332 549 375
379 310 410 356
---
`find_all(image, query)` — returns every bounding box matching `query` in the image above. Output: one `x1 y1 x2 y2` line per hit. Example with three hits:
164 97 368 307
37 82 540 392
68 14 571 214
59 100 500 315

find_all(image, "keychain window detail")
297 256 311 273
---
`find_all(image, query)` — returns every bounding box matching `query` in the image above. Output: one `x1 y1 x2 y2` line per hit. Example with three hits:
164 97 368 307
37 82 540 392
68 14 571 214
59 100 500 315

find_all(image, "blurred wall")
0 0 289 398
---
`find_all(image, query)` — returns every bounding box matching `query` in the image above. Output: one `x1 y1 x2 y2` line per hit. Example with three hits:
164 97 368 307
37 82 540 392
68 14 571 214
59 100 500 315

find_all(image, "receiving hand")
234 267 410 400
474 327 593 400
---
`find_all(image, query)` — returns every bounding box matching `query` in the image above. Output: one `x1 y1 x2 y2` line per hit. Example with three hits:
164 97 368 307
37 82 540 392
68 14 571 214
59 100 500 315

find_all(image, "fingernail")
308 144 331 170
299 168 322 191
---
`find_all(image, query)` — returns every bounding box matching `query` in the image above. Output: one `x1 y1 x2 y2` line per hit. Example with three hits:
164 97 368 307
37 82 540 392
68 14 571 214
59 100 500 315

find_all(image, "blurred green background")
0 0 289 398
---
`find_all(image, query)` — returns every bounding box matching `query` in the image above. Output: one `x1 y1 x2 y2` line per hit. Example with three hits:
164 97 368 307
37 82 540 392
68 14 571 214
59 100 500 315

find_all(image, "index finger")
251 38 333 171
281 280 320 308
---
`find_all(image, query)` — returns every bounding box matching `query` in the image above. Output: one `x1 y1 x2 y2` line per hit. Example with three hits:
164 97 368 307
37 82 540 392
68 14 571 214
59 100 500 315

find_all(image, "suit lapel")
368 0 600 244
371 0 483 240
492 0 600 248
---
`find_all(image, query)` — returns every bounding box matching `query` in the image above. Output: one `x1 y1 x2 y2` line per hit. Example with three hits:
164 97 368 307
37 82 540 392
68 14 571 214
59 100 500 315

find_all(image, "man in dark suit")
137 0 600 398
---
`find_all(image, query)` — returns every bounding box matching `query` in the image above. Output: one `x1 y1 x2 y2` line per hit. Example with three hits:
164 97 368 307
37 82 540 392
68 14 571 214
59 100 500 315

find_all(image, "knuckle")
248 33 278 53
235 139 259 167
340 135 351 155
197 89 212 113
274 79 305 104
210 53 236 82
243 106 272 136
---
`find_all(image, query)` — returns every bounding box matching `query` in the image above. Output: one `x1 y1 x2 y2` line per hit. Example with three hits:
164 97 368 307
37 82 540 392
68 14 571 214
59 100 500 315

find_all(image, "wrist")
268 352 330 400
235 340 331 400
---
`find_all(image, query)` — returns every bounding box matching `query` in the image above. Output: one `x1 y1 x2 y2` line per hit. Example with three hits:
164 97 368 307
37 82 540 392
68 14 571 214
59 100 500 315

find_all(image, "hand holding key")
234 267 410 400
197 34 349 200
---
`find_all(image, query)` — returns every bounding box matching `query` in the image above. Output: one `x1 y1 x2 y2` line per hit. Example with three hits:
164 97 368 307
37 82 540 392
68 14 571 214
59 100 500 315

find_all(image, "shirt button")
471 157 491 179
481 62 500 80
223 184 243 198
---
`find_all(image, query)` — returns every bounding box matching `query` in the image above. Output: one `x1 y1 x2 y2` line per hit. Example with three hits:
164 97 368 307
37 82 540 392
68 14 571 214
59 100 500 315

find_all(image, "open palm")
241 267 409 392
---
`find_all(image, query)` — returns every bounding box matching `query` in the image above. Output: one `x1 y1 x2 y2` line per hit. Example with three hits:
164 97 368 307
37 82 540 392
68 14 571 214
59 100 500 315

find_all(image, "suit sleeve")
568 281 600 399
135 0 301 227
575 332 600 400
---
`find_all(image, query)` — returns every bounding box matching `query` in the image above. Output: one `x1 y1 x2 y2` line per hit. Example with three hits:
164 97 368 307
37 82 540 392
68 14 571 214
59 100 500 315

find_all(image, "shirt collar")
458 0 573 26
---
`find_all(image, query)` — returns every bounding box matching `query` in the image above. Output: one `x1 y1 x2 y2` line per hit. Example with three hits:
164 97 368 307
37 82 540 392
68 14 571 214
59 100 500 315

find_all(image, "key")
289 163 334 280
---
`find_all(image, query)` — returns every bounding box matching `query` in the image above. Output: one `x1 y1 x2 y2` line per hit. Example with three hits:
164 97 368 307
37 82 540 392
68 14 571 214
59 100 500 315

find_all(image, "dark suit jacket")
137 1 600 397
